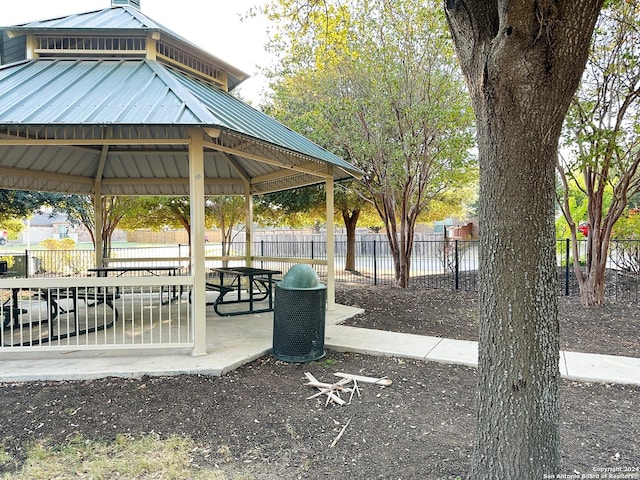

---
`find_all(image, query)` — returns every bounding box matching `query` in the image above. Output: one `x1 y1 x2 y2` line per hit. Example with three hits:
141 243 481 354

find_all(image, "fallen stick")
304 372 347 405
306 379 352 400
348 379 359 403
304 372 322 384
305 378 351 390
334 372 392 386
330 417 352 448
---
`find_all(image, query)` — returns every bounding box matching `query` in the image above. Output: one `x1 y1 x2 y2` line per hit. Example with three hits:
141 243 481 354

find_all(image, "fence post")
455 240 459 290
373 239 378 286
565 238 570 296
311 240 314 260
25 249 30 278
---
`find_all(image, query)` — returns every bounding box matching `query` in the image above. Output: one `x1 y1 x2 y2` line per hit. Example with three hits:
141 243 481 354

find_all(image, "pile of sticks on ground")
305 372 393 447
304 372 393 407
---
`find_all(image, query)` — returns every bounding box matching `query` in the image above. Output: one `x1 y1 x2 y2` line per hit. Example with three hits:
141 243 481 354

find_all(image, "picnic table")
206 267 281 316
87 265 183 304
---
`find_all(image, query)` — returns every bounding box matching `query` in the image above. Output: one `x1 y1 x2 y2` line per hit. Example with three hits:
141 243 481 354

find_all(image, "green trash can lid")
280 264 323 289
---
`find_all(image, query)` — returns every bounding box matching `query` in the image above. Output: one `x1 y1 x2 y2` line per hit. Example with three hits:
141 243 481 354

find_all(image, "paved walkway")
1 304 639 386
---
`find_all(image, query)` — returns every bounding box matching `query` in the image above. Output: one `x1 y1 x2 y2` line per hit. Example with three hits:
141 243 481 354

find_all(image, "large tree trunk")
445 1 603 477
474 105 561 477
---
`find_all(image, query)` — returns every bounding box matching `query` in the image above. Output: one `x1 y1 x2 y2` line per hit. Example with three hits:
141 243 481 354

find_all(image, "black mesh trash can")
273 265 326 362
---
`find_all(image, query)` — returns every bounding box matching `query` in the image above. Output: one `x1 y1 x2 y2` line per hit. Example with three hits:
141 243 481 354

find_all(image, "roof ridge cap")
143 60 219 124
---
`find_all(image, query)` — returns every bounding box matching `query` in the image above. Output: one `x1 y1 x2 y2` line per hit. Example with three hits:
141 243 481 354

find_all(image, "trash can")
273 264 326 362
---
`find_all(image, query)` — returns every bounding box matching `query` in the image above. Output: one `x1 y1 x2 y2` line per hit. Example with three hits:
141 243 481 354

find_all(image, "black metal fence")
3 238 640 302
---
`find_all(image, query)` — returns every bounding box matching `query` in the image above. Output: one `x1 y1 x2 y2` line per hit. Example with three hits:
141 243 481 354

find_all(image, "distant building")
19 213 76 245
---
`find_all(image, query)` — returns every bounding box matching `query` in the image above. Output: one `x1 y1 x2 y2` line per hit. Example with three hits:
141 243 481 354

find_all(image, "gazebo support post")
93 188 103 268
326 172 335 310
245 188 253 267
189 128 207 356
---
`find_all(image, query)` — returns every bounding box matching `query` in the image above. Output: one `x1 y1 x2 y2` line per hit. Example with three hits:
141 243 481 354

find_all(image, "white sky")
1 0 271 104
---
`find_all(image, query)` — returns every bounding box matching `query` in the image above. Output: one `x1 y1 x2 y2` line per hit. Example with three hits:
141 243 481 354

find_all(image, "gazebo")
0 0 361 355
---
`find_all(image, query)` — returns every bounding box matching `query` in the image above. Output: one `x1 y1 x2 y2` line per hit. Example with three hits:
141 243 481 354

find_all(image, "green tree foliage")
119 195 247 260
609 210 640 272
255 186 325 228
207 196 246 263
0 218 25 241
256 181 380 271
0 190 52 219
118 197 196 234
0 190 63 239
262 0 477 287
557 0 640 306
54 195 139 258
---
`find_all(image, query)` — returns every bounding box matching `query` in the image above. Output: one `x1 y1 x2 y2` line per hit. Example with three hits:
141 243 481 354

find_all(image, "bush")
37 238 94 275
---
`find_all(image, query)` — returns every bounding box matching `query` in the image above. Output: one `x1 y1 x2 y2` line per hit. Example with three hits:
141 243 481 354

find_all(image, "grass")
0 434 252 480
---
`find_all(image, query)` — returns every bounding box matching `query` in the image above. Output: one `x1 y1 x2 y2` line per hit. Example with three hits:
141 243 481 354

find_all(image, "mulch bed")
0 283 638 479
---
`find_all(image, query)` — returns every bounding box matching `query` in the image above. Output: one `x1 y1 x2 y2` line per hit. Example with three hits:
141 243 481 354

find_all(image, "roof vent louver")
112 0 141 9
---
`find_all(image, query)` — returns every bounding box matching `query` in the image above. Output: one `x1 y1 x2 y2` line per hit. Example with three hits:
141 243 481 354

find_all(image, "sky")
1 0 271 104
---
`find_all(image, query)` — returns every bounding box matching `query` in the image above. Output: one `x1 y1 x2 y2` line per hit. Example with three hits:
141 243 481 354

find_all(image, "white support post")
94 144 108 268
94 188 103 268
326 172 335 310
189 128 207 356
245 186 253 267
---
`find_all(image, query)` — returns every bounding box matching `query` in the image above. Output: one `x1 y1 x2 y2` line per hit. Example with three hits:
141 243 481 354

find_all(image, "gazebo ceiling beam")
101 177 243 186
253 177 329 195
251 161 331 185
221 152 251 183
0 166 94 187
0 138 189 146
94 144 109 189
203 140 331 180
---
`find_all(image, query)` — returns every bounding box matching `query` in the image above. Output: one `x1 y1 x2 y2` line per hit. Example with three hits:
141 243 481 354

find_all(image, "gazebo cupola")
1 0 247 92
112 0 141 8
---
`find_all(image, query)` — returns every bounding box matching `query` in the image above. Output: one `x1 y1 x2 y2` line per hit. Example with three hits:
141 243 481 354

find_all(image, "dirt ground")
1 284 639 479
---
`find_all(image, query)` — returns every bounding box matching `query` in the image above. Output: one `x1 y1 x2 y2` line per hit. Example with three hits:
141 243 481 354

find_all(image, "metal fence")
1 276 193 350
3 238 640 302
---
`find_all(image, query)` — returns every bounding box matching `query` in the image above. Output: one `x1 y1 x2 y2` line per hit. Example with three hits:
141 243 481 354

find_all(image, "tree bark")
342 207 360 272
445 1 603 477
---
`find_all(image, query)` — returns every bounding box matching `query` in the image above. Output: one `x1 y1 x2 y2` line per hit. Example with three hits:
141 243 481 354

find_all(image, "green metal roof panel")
166 67 358 172
0 59 202 124
8 6 161 32
0 58 361 178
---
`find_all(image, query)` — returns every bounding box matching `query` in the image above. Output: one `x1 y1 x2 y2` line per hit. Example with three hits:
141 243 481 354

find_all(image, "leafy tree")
119 197 196 235
445 0 604 477
255 186 325 229
0 218 25 241
119 196 247 260
557 0 640 306
0 190 63 240
256 182 379 271
54 195 138 259
206 196 247 266
262 0 477 287
0 190 53 219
